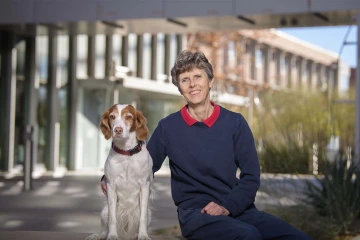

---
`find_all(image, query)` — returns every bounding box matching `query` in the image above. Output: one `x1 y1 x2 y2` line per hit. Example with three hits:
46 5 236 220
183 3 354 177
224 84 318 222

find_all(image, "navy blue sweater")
147 103 260 217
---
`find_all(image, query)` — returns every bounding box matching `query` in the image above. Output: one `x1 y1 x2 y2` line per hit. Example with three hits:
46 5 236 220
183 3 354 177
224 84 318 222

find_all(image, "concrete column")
87 35 96 78
121 35 129 67
247 88 254 129
151 34 158 80
24 35 38 169
45 32 60 171
164 34 171 81
136 34 144 78
104 35 113 78
268 48 276 86
291 56 298 89
355 14 360 165
243 39 251 81
176 34 183 57
262 45 270 86
297 57 304 90
275 49 281 86
311 62 318 92
0 31 16 171
285 54 292 88
249 41 256 80
237 39 246 81
307 61 313 91
66 35 78 170
302 60 312 91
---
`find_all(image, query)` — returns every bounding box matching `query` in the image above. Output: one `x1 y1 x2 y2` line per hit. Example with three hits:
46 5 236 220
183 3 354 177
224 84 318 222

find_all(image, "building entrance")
76 80 136 169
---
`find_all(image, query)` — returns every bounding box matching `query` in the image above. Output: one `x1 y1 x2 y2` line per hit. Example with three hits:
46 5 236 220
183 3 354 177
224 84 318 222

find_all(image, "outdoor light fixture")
166 18 188 28
313 12 329 22
101 21 124 29
291 18 298 26
40 24 64 31
237 15 256 25
280 18 287 26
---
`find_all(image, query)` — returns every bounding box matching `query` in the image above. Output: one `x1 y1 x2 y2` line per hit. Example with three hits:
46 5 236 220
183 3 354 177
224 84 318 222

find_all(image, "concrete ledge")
0 231 185 240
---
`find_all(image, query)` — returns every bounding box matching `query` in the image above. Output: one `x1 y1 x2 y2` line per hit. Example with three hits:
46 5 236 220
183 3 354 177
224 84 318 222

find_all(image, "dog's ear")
99 109 112 140
135 110 149 141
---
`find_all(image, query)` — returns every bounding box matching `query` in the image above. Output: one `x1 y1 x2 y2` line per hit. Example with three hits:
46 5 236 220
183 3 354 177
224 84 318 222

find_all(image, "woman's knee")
239 225 262 240
291 231 313 240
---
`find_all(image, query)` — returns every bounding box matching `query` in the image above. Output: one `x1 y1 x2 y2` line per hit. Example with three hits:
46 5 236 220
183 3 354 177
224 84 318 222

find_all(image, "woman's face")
178 68 214 106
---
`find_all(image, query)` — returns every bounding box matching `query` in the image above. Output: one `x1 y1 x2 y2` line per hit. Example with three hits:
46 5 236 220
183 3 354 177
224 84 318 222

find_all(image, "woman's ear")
99 109 112 140
136 110 149 141
209 78 215 89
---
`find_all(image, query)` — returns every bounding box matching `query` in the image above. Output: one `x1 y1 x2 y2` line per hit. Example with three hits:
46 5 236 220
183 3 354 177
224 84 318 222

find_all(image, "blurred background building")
0 0 359 175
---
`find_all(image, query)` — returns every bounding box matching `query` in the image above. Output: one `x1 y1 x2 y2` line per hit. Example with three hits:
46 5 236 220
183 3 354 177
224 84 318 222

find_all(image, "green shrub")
305 155 360 235
258 141 312 174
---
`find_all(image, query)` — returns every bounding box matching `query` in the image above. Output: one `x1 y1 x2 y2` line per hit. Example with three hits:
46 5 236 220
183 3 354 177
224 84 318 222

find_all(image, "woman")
103 50 312 240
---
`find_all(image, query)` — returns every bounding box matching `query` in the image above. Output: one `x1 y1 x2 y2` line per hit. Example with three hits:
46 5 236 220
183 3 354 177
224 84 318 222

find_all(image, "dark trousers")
177 204 313 240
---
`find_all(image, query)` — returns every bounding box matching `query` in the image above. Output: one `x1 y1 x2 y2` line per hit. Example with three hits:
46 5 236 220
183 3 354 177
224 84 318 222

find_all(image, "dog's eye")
125 115 132 120
109 115 115 120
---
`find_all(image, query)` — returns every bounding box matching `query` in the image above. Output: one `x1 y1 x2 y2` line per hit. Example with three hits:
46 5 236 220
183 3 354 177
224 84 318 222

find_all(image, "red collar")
112 141 143 156
180 102 220 127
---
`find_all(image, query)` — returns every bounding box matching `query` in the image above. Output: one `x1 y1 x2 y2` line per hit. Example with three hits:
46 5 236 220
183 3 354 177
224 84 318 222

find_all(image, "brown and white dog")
87 104 153 240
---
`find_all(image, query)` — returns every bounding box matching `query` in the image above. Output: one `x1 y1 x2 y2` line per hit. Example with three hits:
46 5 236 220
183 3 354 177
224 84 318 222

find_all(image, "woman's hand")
201 201 230 216
100 175 107 196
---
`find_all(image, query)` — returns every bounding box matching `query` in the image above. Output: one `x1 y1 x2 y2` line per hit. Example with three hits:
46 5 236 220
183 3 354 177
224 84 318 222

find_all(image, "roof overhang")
0 1 359 35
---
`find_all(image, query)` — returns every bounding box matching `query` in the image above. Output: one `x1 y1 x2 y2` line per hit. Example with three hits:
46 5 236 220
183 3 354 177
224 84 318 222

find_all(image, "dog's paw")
86 233 106 240
106 236 118 240
138 233 151 240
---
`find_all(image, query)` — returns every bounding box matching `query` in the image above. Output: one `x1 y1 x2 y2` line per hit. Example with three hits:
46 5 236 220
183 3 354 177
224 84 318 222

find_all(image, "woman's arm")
221 115 260 216
147 121 168 174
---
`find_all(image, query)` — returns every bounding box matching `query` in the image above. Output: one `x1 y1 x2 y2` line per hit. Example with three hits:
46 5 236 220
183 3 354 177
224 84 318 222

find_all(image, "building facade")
0 28 349 174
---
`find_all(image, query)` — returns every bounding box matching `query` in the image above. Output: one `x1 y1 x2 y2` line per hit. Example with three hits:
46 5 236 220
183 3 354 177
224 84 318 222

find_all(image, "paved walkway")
0 173 178 234
1 171 358 240
0 231 184 240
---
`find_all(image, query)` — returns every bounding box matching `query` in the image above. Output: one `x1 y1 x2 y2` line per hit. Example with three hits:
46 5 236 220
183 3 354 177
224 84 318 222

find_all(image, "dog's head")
99 104 149 141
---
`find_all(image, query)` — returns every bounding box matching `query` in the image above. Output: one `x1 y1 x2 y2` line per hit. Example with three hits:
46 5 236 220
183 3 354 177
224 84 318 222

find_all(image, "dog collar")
111 141 143 156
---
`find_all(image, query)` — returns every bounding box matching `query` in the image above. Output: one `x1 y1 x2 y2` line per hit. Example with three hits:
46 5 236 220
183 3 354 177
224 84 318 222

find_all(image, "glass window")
228 41 236 69
112 34 122 67
58 35 69 167
36 36 49 166
157 33 164 77
280 54 286 74
95 34 105 79
37 36 48 84
302 60 307 80
77 35 88 79
143 33 151 79
255 47 262 69
128 34 137 76
169 34 177 75
14 40 26 166
58 35 69 86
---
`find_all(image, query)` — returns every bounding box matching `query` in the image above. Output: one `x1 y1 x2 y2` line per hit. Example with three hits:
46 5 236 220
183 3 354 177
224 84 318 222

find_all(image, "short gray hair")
170 50 214 89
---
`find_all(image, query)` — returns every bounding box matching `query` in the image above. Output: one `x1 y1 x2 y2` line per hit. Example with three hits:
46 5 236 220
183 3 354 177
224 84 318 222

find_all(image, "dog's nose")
114 127 123 134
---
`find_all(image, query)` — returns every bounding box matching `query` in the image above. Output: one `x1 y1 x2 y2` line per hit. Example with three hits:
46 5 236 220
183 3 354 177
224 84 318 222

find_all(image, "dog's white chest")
105 149 152 185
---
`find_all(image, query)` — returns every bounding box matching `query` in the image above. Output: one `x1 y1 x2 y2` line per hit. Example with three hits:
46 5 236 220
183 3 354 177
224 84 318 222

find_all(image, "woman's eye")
181 78 188 82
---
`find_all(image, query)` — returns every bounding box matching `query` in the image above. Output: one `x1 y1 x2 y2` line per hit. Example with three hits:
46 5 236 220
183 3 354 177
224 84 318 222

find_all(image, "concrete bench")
0 231 186 240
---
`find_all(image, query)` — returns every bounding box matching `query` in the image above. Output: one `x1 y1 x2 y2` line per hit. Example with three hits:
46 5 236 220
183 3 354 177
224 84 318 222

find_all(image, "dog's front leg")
138 181 151 240
106 182 118 240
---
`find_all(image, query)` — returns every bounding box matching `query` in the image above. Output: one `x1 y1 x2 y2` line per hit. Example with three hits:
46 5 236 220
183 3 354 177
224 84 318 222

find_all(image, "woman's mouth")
189 90 200 95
